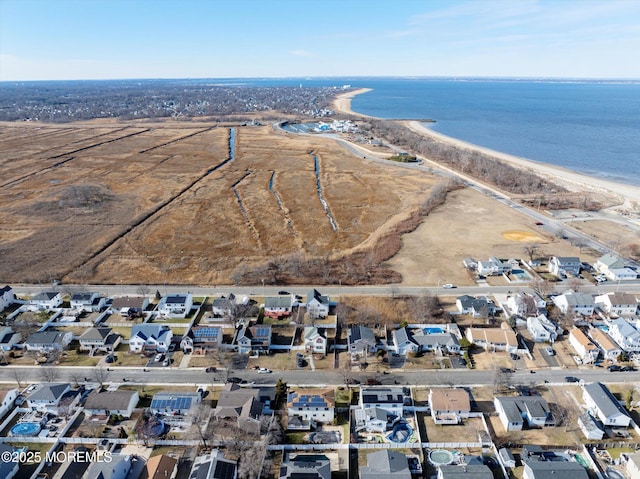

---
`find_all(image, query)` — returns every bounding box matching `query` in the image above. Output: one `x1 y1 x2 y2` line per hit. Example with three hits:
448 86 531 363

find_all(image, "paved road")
2 364 638 389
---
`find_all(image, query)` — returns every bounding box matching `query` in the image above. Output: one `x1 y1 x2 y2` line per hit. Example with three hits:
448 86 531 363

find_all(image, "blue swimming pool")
11 422 41 436
424 327 445 335
387 422 413 443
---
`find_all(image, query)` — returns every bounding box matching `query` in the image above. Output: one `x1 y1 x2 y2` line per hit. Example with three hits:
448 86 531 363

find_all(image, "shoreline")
333 89 640 209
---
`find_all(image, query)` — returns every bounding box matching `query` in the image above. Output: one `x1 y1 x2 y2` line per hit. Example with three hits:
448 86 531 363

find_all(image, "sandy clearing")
502 231 546 242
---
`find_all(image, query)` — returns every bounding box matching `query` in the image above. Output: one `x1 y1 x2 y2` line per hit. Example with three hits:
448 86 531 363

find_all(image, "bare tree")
93 366 110 387
136 285 150 296
566 277 583 292
237 439 269 479
215 350 234 384
529 277 554 298
11 369 26 389
191 403 213 448
40 366 60 383
339 355 353 387
522 244 539 264
69 372 85 388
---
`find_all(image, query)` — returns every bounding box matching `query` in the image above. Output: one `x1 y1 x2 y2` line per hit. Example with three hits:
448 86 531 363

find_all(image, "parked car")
621 366 637 372
442 283 456 289
227 377 243 384
154 353 164 362
205 367 217 373
258 368 272 374
564 376 580 383
278 290 290 295
544 347 555 356
162 359 170 367
105 354 116 364
607 365 622 372
499 367 513 373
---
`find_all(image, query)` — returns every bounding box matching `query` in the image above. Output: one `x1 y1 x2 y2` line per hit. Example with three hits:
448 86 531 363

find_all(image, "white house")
359 387 405 417
111 296 149 318
552 291 595 316
456 295 497 318
0 286 14 313
595 292 638 316
466 324 519 353
129 324 173 353
606 317 640 353
353 407 391 433
522 461 588 479
27 383 71 411
549 256 581 277
0 388 19 420
429 388 471 425
504 292 546 318
0 327 21 351
304 326 327 354
189 450 236 479
569 328 600 364
236 325 271 354
27 291 63 311
578 412 605 440
582 382 631 427
306 289 331 319
264 296 293 318
477 257 512 276
588 328 622 361
393 328 460 355
605 268 638 281
594 254 625 274
150 391 201 425
287 388 335 424
158 293 193 318
212 294 236 317
494 396 552 431
83 454 133 479
526 315 559 343
625 452 640 479
348 326 377 357
24 331 73 352
78 327 121 353
84 389 139 418
70 292 105 312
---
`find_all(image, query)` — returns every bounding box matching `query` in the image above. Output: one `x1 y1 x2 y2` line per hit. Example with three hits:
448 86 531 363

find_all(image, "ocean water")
347 78 640 187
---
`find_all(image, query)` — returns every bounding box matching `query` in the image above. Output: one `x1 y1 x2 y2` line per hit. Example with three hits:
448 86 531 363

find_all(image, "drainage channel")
231 170 262 247
313 154 338 232
269 171 297 237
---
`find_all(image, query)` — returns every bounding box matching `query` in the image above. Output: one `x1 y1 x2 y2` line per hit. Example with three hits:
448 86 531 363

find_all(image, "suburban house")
498 448 517 469
27 383 71 411
504 291 546 318
578 412 605 440
466 324 519 353
549 256 581 277
438 465 494 479
236 325 271 354
83 454 133 479
279 454 331 479
588 328 622 361
353 406 394 433
27 291 63 311
306 289 331 319
359 387 405 416
212 294 236 317
392 327 460 356
606 317 640 353
429 388 471 425
0 444 19 479
111 296 149 318
348 326 377 357
0 327 21 351
304 326 327 355
24 331 73 352
477 257 512 276
0 285 14 313
189 450 237 479
624 452 640 479
264 296 293 318
595 253 625 275
494 396 553 431
158 293 193 319
213 384 263 434
150 391 202 425
595 292 638 316
129 324 173 353
70 292 105 312
287 388 335 425
582 382 631 427
526 315 559 343
0 388 19 420
456 295 497 318
605 267 638 281
522 460 588 479
359 450 411 479
84 389 139 418
78 327 121 353
143 454 178 479
569 328 599 364
552 291 595 316
182 325 223 354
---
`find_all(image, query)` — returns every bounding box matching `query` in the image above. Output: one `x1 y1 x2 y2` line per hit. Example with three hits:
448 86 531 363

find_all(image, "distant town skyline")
1 0 639 81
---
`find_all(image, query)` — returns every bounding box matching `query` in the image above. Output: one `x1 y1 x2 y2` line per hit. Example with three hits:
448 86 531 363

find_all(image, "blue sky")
1 0 639 81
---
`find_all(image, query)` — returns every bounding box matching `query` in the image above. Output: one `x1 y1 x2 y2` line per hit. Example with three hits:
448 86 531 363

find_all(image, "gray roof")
31 291 59 301
360 450 411 479
349 326 375 344
264 296 292 308
361 387 404 405
438 465 494 479
583 382 630 420
79 327 113 341
412 332 459 348
457 295 493 311
26 330 66 346
597 254 623 268
0 444 17 478
131 324 171 341
71 292 96 302
579 412 604 434
84 389 138 411
496 396 550 424
28 383 70 402
0 285 12 294
307 289 330 306
85 454 131 479
280 454 331 479
554 256 581 264
214 385 261 419
523 460 589 479
393 327 410 345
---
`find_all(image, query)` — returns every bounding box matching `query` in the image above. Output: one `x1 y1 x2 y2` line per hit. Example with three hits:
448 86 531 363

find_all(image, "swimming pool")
386 422 413 443
429 449 455 465
424 327 445 335
11 422 41 437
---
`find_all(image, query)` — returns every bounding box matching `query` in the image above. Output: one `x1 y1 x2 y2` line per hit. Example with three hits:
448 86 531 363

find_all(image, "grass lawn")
109 327 133 340
110 348 148 367
57 350 100 367
247 351 295 371
607 447 634 460
335 387 352 407
285 431 307 444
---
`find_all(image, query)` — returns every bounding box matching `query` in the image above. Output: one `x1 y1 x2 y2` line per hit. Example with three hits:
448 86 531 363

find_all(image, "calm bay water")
346 78 640 187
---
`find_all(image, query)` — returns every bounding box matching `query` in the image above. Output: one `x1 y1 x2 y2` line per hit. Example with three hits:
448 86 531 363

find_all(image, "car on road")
205 367 217 373
154 353 164 362
535 221 544 225
607 365 621 372
278 290 290 295
258 368 272 374
442 284 456 289
621 366 637 372
564 376 580 383
227 377 243 384
499 367 513 373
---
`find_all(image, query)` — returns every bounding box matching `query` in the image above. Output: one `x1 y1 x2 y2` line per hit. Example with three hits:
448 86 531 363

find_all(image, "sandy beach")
333 89 640 210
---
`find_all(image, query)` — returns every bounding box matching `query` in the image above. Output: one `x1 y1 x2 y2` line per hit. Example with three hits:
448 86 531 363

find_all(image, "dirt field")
0 121 435 284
